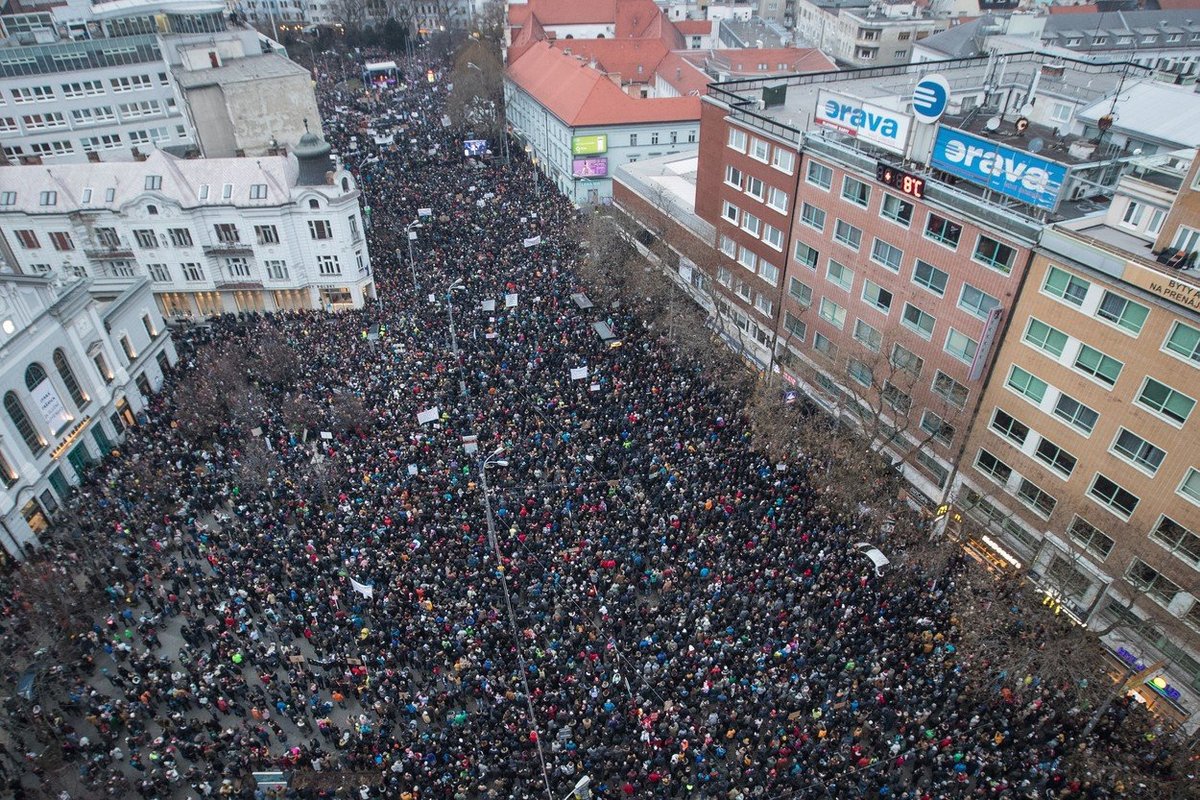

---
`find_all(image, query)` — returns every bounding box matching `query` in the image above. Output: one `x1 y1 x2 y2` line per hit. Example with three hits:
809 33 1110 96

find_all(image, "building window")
1150 517 1200 569
266 260 289 280
1017 479 1057 518
1136 377 1195 424
944 328 978 364
720 235 736 257
309 220 333 240
870 238 903 272
225 258 250 279
880 194 913 226
214 223 240 243
745 175 764 200
737 246 756 272
833 219 862 250
932 371 969 409
222 183 233 200
882 382 911 413
15 230 39 249
758 260 779 286
753 292 774 317
848 358 873 387
169 228 193 248
813 332 837 359
250 183 268 200
1096 291 1148 335
762 225 783 251
767 187 788 213
1045 556 1090 603
900 303 934 340
973 236 1016 274
0 449 16 488
1043 266 1089 306
1180 468 1200 506
1111 428 1165 474
783 312 806 341
794 242 818 269
975 449 1013 484
854 319 882 352
806 161 832 190
912 261 947 296
1022 318 1068 358
990 409 1029 445
890 343 923 379
958 284 999 320
734 278 752 302
1090 474 1139 519
1007 365 1047 404
53 349 87 408
1126 558 1180 607
725 165 742 189
741 212 761 237
861 281 892 314
182 263 205 282
144 175 162 190
147 264 170 282
4 392 42 455
1068 516 1114 560
841 176 870 207
722 201 739 223
37 191 56 206
827 259 854 291
920 410 955 446
1073 344 1122 387
1052 393 1098 435
771 149 795 174
255 225 280 245
788 278 812 306
317 255 341 276
800 203 826 231
818 298 846 329
924 213 961 248
120 335 136 362
749 138 769 162
1163 321 1200 365
727 128 747 152
1034 436 1077 478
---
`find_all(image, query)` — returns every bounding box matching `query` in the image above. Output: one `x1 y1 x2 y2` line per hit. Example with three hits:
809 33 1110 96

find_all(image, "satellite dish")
1028 137 1044 154
1132 148 1143 156
1021 103 1035 115
984 116 1001 131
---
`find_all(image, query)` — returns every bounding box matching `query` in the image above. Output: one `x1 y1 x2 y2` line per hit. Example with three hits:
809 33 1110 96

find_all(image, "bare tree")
446 39 505 136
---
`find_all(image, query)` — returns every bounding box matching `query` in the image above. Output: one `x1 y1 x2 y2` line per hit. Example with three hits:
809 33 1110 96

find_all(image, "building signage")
930 126 1067 210
912 74 950 124
571 134 607 156
572 157 608 178
1115 647 1183 703
815 89 911 155
875 162 926 199
1121 266 1200 312
968 305 1004 382
31 379 71 434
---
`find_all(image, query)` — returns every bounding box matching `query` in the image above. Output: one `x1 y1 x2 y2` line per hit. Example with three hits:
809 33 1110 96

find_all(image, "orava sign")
931 126 1067 210
815 89 911 155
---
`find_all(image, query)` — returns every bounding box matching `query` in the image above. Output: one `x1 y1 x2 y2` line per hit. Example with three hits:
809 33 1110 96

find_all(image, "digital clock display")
875 162 926 199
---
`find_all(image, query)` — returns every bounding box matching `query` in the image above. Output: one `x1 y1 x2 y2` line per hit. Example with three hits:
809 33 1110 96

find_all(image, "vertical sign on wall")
31 379 72 434
968 306 1004 382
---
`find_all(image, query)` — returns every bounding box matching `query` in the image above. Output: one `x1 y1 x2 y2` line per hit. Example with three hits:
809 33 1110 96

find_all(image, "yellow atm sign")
572 135 607 155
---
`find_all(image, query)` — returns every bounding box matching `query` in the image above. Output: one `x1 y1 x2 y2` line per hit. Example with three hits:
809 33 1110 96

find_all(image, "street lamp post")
446 278 467 397
524 144 540 198
405 219 422 291
478 449 555 800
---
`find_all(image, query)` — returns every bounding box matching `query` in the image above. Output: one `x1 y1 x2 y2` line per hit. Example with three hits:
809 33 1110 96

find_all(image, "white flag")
349 578 374 598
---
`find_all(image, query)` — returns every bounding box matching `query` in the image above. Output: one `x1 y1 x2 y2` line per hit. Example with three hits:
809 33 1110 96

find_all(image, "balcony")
84 243 134 260
203 242 254 256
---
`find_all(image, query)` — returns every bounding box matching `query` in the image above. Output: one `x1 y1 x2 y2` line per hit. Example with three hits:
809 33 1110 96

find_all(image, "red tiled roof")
1047 3 1097 13
704 48 837 76
507 0 618 25
656 51 711 96
673 20 712 35
551 38 670 82
507 42 701 126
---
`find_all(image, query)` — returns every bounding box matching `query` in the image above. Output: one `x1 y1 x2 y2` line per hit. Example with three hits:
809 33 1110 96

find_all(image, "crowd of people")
0 44 1187 800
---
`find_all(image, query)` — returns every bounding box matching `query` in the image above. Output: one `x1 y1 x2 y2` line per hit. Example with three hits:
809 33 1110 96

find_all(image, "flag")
522 235 541 248
349 578 374 598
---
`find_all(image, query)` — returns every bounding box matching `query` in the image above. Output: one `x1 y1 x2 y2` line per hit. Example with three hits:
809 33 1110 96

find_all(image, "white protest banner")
570 367 588 381
505 293 518 308
416 407 440 425
349 578 374 598
481 299 496 312
31 379 71 433
522 235 541 248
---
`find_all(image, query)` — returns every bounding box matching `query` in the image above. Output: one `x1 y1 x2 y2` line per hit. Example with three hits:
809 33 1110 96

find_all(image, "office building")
0 272 175 558
0 132 374 317
793 0 949 67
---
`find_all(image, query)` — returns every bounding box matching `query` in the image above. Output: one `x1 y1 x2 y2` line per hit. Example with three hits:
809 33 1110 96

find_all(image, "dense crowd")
0 45 1186 800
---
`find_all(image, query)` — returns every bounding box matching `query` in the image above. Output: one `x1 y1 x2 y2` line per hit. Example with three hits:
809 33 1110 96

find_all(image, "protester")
0 46 1181 800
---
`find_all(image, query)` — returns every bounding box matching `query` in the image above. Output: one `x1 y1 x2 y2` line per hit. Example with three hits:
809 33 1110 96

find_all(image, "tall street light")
478 448 555 800
524 144 540 198
405 219 422 291
445 278 467 397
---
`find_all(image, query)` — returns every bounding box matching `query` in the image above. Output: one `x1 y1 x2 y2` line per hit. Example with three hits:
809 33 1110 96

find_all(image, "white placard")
31 379 71 433
416 407 439 425
570 367 588 381
522 235 541 248
482 299 496 312
505 293 518 308
320 431 333 440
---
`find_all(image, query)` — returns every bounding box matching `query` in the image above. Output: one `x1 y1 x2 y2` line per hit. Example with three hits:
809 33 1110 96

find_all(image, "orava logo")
912 75 949 122
939 135 1055 194
822 99 902 140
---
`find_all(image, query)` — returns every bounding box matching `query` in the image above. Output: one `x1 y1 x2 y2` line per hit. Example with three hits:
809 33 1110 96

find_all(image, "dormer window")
199 184 210 200
144 175 162 190
38 190 56 206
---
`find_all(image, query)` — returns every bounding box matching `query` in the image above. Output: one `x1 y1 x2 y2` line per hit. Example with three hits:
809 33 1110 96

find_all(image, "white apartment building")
0 0 303 165
0 132 374 318
0 272 175 558
793 0 947 67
